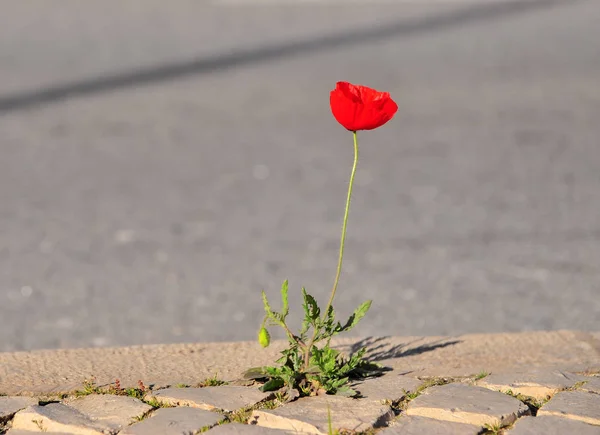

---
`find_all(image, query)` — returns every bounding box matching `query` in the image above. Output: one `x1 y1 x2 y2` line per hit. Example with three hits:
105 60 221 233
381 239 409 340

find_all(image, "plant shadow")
343 335 462 363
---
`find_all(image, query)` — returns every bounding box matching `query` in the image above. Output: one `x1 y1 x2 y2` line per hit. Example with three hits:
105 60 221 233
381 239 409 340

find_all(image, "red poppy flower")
330 81 398 131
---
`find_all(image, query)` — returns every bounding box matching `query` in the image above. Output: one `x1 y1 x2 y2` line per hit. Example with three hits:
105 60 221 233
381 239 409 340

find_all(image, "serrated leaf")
302 289 320 321
261 291 272 315
260 378 285 392
340 300 372 332
313 305 340 343
280 280 289 318
323 306 336 334
325 305 335 324
301 288 309 316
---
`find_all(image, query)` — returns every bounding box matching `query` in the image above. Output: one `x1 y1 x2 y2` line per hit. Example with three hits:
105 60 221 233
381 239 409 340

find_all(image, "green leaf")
259 378 285 392
340 300 372 332
302 288 320 321
323 305 335 333
261 291 272 316
280 280 289 318
314 305 340 343
265 366 284 377
330 377 349 389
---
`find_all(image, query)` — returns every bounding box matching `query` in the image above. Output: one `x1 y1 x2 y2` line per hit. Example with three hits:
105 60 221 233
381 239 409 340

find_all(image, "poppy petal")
330 82 397 131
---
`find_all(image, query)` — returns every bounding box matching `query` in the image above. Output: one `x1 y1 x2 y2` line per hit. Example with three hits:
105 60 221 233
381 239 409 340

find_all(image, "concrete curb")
1 330 599 396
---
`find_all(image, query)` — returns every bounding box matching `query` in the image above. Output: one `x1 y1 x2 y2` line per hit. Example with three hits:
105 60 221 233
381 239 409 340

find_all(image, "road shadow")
0 0 574 113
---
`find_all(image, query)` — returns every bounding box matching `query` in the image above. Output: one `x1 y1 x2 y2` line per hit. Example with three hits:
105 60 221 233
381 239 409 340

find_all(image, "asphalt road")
1 0 599 352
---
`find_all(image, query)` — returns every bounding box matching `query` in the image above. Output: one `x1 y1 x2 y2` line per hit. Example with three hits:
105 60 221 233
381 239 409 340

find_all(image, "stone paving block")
580 376 600 394
507 415 600 435
352 374 423 403
11 403 113 434
405 383 530 427
65 394 152 429
251 395 394 434
207 422 295 434
145 386 271 412
477 369 586 401
0 397 38 422
537 390 600 426
379 415 481 434
120 406 223 435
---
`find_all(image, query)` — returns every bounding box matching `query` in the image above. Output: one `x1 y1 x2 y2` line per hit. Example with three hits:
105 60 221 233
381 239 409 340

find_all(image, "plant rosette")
244 82 398 400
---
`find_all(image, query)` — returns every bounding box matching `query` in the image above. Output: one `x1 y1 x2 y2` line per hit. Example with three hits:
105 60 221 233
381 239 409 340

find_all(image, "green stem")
303 131 359 369
281 322 307 349
324 131 359 317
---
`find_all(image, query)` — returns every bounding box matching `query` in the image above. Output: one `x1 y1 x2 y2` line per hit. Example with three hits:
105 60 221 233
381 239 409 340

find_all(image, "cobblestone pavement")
1 370 599 434
2 331 598 434
2 0 600 352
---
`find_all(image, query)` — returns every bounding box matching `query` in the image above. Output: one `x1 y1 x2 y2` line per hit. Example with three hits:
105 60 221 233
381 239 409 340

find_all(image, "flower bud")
258 327 270 348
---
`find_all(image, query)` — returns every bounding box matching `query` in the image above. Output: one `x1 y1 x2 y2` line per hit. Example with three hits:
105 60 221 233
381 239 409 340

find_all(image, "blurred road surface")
1 0 599 351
